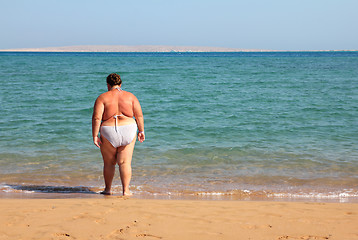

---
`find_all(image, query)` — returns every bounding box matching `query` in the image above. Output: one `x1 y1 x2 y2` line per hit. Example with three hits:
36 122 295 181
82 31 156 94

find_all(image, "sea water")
0 52 357 201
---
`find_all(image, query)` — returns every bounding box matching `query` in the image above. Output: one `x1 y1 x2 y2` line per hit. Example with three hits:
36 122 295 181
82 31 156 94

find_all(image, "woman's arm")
133 95 145 143
92 97 104 148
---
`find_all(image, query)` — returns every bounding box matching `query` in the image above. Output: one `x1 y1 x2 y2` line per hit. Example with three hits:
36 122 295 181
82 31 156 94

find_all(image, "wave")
2 183 358 203
0 184 97 194
130 187 358 203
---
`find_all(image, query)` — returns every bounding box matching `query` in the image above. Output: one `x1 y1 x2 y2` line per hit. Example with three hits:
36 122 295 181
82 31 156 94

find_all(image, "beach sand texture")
0 198 357 240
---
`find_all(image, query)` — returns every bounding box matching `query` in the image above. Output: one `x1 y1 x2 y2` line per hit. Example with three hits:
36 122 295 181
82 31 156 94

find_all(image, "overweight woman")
92 73 145 196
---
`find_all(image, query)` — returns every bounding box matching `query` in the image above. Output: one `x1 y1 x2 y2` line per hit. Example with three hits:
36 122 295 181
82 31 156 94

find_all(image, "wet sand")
0 197 357 240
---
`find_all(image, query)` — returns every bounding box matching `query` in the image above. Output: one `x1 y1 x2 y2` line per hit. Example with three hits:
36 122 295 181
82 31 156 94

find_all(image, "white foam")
268 189 358 203
0 184 35 193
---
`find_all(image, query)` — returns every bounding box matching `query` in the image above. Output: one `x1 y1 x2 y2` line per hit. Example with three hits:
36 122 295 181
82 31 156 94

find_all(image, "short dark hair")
106 73 122 86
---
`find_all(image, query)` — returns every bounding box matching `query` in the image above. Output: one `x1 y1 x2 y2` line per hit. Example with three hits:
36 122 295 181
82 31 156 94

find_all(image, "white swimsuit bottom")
100 123 137 148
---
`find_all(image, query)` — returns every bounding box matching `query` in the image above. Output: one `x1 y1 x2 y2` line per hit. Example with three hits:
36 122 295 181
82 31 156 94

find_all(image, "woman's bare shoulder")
98 91 112 99
122 90 137 99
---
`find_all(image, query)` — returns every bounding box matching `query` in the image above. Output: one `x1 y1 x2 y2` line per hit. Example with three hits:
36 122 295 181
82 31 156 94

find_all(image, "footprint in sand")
106 226 131 239
136 233 162 239
107 229 125 237
72 212 104 224
241 224 258 230
277 235 330 240
53 233 74 239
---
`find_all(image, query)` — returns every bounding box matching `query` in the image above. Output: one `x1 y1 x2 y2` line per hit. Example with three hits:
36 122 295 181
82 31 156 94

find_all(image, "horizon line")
0 45 357 53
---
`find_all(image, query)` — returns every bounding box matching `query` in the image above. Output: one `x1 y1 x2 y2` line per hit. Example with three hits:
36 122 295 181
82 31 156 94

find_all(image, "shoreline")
1 197 357 240
1 190 357 203
1 183 358 203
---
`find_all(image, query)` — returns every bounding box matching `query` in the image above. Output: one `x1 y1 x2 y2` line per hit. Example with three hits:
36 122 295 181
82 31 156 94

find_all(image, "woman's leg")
100 136 117 194
117 136 136 196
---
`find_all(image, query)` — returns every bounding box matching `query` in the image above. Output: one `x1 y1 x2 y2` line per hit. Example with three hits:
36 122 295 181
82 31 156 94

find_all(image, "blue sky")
1 0 357 50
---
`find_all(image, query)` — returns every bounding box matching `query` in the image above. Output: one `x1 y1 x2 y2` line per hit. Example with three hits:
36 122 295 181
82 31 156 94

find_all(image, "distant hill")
0 45 267 52
1 45 356 52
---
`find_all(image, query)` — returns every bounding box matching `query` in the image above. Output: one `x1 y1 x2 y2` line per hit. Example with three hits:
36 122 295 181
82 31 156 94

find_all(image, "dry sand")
0 197 357 240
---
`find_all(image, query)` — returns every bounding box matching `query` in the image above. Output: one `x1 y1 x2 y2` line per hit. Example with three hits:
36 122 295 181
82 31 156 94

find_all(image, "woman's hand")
137 132 145 143
93 136 102 148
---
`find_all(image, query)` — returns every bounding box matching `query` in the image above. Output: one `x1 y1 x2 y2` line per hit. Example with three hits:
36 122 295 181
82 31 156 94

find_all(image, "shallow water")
0 52 357 201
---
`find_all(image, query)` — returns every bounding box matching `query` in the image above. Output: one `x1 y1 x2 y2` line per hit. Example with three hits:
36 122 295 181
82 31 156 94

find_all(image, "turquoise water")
0 52 357 201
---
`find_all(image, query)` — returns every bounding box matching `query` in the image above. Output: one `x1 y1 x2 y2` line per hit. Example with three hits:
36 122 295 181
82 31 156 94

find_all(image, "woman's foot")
100 190 111 195
123 191 133 197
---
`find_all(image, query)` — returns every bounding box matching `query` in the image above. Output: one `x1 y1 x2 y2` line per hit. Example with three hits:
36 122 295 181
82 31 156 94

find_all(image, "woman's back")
100 88 136 124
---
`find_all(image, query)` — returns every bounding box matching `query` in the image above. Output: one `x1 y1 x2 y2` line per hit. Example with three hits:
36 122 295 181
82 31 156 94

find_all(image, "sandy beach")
0 197 357 240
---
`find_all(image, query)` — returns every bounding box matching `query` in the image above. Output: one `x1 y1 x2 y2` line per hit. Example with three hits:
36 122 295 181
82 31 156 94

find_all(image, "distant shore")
0 45 357 52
